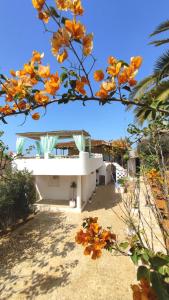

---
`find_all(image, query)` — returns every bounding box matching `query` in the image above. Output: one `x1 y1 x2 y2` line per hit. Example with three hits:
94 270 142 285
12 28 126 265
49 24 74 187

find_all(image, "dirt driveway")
0 184 135 300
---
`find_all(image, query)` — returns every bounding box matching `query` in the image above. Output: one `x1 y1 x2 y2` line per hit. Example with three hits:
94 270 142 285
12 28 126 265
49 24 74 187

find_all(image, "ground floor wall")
35 175 77 201
97 162 112 185
81 172 96 206
35 173 97 210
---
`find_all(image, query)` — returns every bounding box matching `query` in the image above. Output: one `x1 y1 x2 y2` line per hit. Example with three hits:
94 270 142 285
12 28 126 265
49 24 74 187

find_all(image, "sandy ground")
0 184 135 300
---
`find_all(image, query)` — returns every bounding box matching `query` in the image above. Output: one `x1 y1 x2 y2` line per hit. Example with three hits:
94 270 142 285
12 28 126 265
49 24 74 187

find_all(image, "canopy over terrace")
56 139 112 160
16 130 91 158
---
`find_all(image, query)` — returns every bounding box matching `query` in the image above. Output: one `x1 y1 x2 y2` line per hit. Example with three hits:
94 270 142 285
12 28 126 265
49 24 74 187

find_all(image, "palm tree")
129 20 169 124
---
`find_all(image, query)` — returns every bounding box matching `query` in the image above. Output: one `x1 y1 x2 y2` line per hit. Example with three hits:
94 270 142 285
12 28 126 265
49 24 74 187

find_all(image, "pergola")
56 139 112 159
16 130 91 158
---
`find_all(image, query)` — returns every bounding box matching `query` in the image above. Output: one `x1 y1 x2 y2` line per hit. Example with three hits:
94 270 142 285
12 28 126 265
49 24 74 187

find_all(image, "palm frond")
133 107 156 125
149 38 169 47
154 50 169 79
150 20 169 37
129 75 157 101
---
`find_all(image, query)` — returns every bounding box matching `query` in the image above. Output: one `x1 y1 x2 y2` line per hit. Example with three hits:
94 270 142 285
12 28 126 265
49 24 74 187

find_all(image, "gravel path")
0 184 135 300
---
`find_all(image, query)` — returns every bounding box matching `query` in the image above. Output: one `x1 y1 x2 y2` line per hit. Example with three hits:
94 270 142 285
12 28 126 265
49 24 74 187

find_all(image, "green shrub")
0 168 36 230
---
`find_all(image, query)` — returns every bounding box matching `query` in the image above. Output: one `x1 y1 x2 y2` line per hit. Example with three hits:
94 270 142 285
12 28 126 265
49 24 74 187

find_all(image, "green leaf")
0 74 7 80
0 90 6 96
151 271 169 300
131 251 139 265
49 6 60 18
60 72 68 82
137 265 150 281
69 80 76 90
158 265 169 276
123 85 131 92
61 17 69 24
150 255 169 269
119 242 129 250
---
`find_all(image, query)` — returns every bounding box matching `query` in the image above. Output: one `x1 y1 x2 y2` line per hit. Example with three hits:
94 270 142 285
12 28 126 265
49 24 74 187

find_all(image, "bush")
0 168 36 230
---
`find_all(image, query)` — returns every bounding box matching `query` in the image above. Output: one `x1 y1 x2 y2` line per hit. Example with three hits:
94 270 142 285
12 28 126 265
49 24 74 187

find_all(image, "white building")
14 130 113 212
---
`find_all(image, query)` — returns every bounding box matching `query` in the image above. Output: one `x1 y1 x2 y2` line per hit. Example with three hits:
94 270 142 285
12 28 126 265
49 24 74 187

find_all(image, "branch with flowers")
0 0 168 124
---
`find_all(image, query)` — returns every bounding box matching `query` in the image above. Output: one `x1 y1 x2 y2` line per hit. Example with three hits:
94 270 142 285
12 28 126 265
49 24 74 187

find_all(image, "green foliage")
129 19 169 123
129 241 169 298
0 168 36 230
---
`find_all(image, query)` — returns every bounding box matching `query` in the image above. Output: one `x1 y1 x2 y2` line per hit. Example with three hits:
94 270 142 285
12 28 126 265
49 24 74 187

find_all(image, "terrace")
14 130 103 176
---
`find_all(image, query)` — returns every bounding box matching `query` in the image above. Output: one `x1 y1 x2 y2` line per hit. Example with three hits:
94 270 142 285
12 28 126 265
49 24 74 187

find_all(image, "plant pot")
119 186 125 193
69 199 76 208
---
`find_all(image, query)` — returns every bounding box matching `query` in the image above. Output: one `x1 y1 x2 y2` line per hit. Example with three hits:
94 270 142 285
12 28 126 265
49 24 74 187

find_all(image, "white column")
76 176 82 210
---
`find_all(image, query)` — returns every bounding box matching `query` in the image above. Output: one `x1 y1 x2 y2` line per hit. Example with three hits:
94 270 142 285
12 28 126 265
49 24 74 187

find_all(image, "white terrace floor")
0 184 135 300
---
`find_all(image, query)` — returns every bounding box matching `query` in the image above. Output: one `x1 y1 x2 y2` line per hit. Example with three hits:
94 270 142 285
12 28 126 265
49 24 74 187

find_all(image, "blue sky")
0 0 169 151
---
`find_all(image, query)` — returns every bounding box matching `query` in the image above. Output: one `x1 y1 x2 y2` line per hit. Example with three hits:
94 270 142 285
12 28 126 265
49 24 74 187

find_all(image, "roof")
16 130 90 140
56 139 111 149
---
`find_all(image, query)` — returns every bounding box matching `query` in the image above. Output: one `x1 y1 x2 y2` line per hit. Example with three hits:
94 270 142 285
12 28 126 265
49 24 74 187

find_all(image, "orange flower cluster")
51 19 93 63
75 217 116 259
56 0 84 16
32 0 93 63
0 51 61 120
32 0 50 23
75 76 89 95
131 279 157 300
94 56 142 100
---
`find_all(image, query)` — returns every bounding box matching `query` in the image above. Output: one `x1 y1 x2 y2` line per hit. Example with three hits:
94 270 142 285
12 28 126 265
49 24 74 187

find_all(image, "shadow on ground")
84 183 122 212
0 212 78 299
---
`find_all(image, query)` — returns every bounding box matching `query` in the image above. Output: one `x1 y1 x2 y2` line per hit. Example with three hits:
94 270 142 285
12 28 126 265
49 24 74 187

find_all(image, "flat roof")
16 130 90 140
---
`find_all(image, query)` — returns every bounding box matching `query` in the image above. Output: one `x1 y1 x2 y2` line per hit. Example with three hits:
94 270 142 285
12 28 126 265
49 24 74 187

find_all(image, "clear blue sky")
0 0 169 151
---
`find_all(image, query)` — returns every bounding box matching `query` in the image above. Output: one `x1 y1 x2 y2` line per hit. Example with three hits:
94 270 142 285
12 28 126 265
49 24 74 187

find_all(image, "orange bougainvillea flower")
23 64 35 76
38 10 50 23
101 80 116 92
34 91 49 105
94 70 104 82
75 230 90 245
95 88 108 99
75 80 86 95
56 0 71 11
5 94 13 102
65 19 85 40
118 72 128 85
81 76 89 85
57 49 68 63
45 72 60 95
0 104 12 115
131 279 157 300
83 33 93 56
107 62 122 76
32 0 45 11
10 70 16 77
32 112 40 120
32 50 44 63
17 101 27 110
89 222 100 234
51 28 70 56
130 56 143 70
71 0 84 15
108 56 117 65
38 65 50 78
128 78 137 86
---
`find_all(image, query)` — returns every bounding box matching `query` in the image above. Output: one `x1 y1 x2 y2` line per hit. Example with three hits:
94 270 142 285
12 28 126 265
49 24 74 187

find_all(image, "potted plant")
117 178 126 193
69 181 77 208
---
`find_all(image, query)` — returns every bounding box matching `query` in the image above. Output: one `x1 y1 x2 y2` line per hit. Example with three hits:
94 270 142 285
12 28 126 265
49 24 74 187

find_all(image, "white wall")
98 162 112 185
36 175 76 201
82 172 96 205
14 152 103 176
